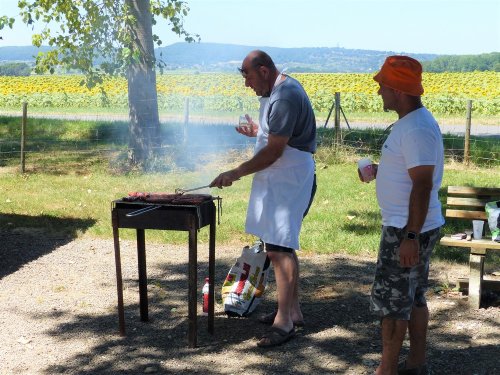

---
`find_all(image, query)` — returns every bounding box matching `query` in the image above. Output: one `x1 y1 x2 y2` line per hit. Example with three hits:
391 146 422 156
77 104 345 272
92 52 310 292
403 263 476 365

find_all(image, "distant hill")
0 45 52 63
0 42 438 73
155 42 438 73
1 42 496 73
422 52 500 72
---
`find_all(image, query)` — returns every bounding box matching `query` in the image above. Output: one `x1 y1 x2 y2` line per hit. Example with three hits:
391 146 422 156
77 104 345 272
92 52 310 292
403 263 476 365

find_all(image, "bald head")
248 50 277 72
239 50 279 97
239 50 278 75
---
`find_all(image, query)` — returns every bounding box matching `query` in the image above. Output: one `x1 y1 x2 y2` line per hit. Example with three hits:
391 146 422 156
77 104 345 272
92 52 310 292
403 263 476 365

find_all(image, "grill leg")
188 227 198 348
112 220 126 336
137 229 149 321
208 207 216 334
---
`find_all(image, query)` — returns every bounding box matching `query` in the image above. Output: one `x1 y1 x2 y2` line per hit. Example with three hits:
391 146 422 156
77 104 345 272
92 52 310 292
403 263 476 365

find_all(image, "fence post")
464 99 472 166
183 97 189 144
334 92 341 146
20 102 28 173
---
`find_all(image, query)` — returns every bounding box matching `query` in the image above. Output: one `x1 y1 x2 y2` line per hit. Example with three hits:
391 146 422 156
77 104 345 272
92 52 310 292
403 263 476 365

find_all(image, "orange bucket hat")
373 55 424 96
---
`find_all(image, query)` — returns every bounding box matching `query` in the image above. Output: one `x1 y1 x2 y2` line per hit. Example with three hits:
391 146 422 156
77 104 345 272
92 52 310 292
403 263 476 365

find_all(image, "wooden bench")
439 186 500 308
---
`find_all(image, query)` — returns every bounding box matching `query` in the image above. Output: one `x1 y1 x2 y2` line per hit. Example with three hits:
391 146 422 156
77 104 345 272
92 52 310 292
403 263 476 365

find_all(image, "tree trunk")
126 0 160 166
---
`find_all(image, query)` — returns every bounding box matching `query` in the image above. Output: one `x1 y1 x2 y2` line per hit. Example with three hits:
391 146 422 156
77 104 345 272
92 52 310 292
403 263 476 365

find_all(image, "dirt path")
0 232 499 374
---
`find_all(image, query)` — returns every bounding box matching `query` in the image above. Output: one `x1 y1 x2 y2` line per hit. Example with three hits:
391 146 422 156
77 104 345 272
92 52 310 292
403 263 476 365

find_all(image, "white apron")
245 94 315 250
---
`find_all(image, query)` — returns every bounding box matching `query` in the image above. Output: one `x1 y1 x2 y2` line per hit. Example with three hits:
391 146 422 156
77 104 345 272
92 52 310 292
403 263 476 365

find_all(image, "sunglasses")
237 63 264 77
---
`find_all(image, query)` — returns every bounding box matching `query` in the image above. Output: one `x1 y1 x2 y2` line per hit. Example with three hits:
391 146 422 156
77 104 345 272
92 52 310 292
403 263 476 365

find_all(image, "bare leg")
375 318 408 375
266 251 295 333
290 250 304 323
405 305 429 367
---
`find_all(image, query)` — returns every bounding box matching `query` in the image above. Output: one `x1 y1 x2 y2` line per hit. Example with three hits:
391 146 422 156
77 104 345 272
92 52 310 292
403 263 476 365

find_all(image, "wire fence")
316 129 499 167
0 100 498 173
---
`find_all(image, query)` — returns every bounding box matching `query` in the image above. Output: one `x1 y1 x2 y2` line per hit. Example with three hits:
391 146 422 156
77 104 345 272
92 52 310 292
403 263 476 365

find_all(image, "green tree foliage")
0 62 32 76
0 0 198 86
0 0 199 165
423 52 500 72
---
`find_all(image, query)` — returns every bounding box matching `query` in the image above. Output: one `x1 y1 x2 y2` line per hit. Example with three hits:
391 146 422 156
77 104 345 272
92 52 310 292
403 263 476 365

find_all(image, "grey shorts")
370 226 441 320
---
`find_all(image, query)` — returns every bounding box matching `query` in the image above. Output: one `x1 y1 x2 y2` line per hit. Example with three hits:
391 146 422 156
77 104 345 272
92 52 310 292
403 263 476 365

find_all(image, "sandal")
258 310 305 327
257 327 296 348
397 360 429 375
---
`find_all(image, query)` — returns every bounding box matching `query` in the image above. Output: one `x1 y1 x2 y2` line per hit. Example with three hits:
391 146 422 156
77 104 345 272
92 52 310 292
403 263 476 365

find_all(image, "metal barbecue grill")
111 193 221 348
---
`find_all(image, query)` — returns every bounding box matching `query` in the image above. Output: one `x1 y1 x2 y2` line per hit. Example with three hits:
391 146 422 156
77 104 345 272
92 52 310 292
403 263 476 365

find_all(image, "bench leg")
468 253 484 309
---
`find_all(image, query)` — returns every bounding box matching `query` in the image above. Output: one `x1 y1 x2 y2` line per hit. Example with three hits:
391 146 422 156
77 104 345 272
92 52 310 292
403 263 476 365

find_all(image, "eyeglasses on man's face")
238 64 263 78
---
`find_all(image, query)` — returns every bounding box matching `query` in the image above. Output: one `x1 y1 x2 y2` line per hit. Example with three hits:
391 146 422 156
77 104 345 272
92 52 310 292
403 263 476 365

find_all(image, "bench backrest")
445 186 500 220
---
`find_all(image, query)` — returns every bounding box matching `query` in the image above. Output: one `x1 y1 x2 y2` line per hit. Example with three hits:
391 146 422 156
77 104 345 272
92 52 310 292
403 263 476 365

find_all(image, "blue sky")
1 0 499 55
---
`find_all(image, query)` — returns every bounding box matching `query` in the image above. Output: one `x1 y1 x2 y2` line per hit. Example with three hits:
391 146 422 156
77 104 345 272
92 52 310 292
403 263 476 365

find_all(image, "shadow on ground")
0 214 95 279
35 252 500 375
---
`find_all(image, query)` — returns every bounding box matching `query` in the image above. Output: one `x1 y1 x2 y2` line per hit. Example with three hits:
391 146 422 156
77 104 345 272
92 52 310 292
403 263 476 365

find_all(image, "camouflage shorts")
370 226 441 320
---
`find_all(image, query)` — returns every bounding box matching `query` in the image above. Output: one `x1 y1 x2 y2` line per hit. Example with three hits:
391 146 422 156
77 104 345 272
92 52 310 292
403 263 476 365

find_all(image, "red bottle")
202 277 209 316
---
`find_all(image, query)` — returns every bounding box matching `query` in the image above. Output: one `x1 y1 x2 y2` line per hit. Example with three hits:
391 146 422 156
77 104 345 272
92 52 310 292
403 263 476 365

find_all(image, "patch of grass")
317 127 499 167
1 158 499 260
0 117 256 173
0 115 498 260
1 115 498 170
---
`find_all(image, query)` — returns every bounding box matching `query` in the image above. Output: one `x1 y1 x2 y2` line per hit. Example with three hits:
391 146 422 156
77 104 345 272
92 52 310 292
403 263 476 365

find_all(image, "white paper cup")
472 220 484 240
358 157 375 182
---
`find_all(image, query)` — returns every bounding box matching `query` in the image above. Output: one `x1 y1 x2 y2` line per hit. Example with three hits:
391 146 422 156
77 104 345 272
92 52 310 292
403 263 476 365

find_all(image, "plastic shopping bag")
485 201 500 242
221 241 270 317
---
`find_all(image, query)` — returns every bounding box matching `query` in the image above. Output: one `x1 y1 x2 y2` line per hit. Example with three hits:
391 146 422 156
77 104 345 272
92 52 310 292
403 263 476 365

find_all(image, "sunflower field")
0 71 498 115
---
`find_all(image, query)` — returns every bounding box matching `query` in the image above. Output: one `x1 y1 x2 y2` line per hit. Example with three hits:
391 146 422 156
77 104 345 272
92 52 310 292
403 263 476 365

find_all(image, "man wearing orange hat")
360 56 444 375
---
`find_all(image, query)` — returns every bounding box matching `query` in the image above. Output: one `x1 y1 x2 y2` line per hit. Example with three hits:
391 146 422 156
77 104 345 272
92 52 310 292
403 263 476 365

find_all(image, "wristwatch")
405 231 418 240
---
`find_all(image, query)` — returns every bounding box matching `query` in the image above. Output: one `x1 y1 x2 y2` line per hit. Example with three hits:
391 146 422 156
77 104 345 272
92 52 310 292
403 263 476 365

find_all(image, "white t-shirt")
376 107 445 232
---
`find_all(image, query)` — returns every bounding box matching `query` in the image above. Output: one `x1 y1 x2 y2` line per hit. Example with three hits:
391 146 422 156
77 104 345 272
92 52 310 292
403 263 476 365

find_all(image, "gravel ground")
0 229 499 375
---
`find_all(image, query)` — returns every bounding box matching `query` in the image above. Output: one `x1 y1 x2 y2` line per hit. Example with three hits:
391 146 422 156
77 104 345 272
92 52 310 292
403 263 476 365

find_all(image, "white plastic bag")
221 241 270 317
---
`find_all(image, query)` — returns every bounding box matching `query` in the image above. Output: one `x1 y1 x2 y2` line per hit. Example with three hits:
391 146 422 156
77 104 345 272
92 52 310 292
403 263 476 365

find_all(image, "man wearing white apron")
211 50 316 348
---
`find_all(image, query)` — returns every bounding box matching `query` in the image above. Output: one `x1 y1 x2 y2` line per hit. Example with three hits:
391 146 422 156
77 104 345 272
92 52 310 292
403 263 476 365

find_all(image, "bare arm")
399 165 435 267
210 134 289 188
406 165 434 233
